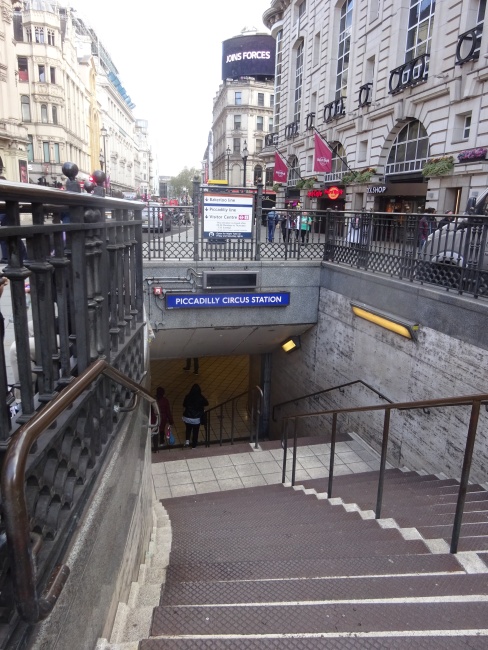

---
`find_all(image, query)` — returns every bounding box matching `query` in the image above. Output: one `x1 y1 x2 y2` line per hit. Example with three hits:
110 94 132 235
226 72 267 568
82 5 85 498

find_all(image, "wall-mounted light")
281 336 301 353
351 301 419 341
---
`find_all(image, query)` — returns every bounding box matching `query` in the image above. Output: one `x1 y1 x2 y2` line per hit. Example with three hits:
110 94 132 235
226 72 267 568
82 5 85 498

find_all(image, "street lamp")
100 125 108 173
99 149 105 171
242 140 248 188
226 145 231 183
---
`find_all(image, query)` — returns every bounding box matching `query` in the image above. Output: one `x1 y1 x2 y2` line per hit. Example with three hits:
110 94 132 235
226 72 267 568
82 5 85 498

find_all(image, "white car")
141 202 171 232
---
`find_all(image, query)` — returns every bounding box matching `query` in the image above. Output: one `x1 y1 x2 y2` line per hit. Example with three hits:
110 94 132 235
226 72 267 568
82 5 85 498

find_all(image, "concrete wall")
270 263 488 484
29 403 154 650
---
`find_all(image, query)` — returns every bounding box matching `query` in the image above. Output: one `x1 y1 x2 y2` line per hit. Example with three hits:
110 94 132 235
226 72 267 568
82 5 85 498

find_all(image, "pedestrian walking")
266 209 278 242
153 386 174 450
298 212 312 244
182 383 209 448
183 357 199 375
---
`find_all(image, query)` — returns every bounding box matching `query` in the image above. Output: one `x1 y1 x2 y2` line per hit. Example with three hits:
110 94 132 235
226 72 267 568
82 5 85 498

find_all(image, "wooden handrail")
1 358 158 623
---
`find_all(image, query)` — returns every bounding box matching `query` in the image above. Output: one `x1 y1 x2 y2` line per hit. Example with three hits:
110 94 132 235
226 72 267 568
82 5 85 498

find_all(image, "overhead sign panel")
203 192 254 239
222 34 275 80
166 292 290 309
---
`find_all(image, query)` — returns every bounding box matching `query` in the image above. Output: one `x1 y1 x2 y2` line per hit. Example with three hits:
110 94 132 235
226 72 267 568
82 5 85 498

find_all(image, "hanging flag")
313 132 333 173
273 150 288 184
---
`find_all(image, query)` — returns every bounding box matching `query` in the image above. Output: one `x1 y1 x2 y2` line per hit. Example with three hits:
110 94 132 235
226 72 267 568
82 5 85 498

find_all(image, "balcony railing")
389 53 429 94
456 24 484 65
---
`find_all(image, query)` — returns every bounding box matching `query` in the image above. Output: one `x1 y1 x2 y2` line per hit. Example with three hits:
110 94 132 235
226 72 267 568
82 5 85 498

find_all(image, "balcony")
388 54 429 95
323 98 345 123
284 121 299 140
456 24 484 65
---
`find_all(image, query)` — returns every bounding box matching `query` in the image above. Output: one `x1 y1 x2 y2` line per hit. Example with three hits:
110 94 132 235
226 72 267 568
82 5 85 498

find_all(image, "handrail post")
231 399 235 445
450 399 481 553
375 408 391 519
291 417 298 486
219 404 224 446
327 412 337 497
281 418 288 484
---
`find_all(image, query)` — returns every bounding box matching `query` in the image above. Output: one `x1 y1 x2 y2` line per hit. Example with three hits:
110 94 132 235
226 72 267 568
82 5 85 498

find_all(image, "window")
294 41 304 124
26 27 32 42
53 143 60 163
256 139 263 153
289 155 301 186
258 92 265 106
405 0 435 62
52 105 58 124
233 138 240 153
275 30 283 127
386 120 429 175
48 29 55 46
50 67 56 83
18 57 28 82
41 104 48 123
256 116 264 131
327 143 349 179
235 91 242 105
254 165 263 184
269 117 274 132
463 114 472 138
358 139 368 162
27 135 34 162
336 0 353 100
270 94 274 108
35 26 45 43
298 0 307 20
313 32 321 66
43 142 50 163
39 65 46 82
21 96 31 122
234 115 241 130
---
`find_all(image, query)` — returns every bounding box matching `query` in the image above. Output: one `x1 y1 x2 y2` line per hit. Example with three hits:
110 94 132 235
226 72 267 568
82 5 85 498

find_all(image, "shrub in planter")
295 179 305 189
303 177 318 189
272 183 282 193
421 156 454 177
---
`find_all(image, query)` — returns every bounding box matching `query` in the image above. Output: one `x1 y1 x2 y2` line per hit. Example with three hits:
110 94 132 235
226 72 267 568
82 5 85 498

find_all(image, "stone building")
262 0 488 214
212 30 275 188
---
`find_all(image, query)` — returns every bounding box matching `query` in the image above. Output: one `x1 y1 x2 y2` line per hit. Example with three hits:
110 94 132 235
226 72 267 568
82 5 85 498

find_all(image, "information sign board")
203 193 254 239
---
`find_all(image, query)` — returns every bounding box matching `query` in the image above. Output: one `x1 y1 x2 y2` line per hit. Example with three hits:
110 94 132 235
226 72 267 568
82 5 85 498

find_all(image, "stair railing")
280 392 488 554
204 386 263 447
250 385 264 449
1 358 159 623
272 379 393 422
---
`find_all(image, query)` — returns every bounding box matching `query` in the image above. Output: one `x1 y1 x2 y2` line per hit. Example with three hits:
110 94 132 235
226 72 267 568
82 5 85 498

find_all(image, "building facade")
263 0 488 214
212 31 275 188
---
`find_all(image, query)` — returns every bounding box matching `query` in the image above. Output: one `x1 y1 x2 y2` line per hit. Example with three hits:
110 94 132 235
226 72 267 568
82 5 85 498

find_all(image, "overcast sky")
70 0 272 177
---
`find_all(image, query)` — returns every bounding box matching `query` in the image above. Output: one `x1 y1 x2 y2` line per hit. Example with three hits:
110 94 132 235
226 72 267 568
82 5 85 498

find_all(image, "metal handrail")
1 358 159 623
281 392 488 554
272 379 393 421
250 386 264 449
204 387 263 447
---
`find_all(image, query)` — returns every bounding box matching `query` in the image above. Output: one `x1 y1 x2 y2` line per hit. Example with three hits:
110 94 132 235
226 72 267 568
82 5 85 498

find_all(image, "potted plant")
303 177 318 189
341 171 359 185
295 178 305 189
457 147 487 162
422 156 454 177
272 183 282 193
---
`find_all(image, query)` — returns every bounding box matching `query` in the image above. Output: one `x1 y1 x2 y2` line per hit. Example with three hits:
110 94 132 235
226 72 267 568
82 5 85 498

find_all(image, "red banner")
273 151 288 184
313 132 333 173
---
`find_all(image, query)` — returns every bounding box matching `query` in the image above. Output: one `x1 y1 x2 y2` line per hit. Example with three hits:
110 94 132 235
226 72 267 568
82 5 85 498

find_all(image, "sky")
70 0 273 177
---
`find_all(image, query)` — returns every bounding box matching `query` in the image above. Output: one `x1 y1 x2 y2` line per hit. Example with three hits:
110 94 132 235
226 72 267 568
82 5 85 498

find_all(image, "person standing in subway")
182 383 208 448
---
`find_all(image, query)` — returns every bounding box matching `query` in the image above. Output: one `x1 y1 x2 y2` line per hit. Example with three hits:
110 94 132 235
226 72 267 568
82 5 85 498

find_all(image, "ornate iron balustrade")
284 120 300 139
388 53 429 94
305 112 316 130
323 98 345 123
358 82 373 107
456 24 484 65
264 132 278 147
0 180 147 641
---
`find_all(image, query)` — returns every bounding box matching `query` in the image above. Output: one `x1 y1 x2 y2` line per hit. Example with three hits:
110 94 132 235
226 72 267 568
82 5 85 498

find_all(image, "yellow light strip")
282 339 297 352
352 305 413 339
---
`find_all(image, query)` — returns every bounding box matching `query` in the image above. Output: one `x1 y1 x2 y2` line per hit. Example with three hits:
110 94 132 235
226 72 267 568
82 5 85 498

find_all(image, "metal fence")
141 195 488 299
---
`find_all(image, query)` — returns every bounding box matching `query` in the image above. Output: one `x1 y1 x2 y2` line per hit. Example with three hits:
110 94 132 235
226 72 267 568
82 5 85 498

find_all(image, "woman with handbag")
182 383 208 448
155 386 174 449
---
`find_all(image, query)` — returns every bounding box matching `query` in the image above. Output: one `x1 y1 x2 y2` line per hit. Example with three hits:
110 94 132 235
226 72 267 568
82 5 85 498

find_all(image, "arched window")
41 104 48 123
52 105 58 124
386 120 429 175
336 0 353 100
324 143 348 181
21 95 31 122
288 155 301 186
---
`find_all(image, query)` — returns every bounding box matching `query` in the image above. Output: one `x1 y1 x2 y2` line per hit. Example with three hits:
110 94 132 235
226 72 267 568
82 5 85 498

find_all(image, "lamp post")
99 150 105 172
242 140 248 188
100 125 108 172
226 145 231 184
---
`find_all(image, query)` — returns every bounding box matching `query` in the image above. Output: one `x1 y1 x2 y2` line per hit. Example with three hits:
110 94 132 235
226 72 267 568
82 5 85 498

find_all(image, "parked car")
141 202 171 232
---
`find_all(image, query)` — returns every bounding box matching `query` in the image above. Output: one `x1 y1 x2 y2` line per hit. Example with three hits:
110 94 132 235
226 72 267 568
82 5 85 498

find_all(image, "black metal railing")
203 386 263 447
1 358 158 623
280 392 488 554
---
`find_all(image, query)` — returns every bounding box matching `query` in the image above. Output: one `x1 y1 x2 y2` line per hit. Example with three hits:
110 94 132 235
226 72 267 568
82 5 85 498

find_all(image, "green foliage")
421 156 454 177
303 177 318 189
295 178 305 189
272 183 281 193
341 168 377 185
170 167 201 198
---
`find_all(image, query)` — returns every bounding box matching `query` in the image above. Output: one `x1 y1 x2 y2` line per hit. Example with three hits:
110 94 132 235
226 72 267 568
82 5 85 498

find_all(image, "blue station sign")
166 292 290 309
